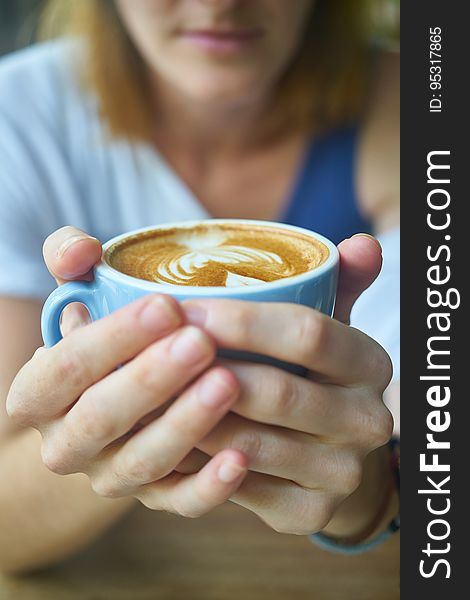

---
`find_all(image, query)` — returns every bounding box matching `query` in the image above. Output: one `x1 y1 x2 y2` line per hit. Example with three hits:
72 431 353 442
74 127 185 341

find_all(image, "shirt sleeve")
350 227 400 382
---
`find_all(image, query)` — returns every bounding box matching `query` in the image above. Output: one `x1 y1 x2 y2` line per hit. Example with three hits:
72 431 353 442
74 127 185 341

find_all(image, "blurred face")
115 0 315 108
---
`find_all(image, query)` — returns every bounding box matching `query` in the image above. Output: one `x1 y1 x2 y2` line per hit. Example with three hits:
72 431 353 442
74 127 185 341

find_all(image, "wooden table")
0 503 399 600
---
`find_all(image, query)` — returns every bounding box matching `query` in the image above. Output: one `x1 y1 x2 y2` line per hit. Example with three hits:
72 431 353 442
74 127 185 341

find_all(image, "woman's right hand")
6 226 248 518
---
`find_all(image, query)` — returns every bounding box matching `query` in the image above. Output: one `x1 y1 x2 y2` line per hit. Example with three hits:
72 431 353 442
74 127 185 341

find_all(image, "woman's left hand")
169 234 394 535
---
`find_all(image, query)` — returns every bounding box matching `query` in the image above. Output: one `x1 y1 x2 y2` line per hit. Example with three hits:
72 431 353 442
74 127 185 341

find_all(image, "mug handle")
41 281 101 347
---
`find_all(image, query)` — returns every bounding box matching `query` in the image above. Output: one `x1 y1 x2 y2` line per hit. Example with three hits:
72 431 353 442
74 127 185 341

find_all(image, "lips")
177 26 264 54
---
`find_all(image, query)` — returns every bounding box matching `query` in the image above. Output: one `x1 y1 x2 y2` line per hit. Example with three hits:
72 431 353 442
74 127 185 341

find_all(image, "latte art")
106 224 329 287
157 244 291 287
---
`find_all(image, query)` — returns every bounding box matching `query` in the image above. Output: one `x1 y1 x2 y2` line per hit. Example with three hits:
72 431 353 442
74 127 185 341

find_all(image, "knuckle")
105 315 130 348
266 510 311 535
327 451 364 495
230 429 262 462
268 504 331 536
41 439 72 475
340 458 364 495
54 344 92 391
129 354 161 396
372 345 394 389
230 304 254 343
134 487 159 510
296 311 328 362
272 496 335 535
90 476 123 499
74 396 120 444
6 389 30 426
118 452 162 487
300 498 334 534
164 413 191 441
369 405 394 448
137 473 195 514
269 520 300 535
353 391 394 449
137 495 156 510
271 372 297 417
306 497 336 533
258 494 336 536
139 497 165 512
172 500 203 519
32 346 47 360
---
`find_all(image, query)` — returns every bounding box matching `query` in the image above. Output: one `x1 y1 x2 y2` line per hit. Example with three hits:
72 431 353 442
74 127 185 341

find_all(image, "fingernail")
170 326 212 365
217 461 246 483
199 372 237 408
56 235 97 259
139 296 181 333
351 233 382 253
183 304 207 327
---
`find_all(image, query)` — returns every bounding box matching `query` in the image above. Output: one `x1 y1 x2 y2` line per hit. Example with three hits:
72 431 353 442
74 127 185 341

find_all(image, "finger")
110 368 238 489
43 226 102 285
136 449 248 518
7 294 183 426
222 361 388 441
183 299 390 385
62 361 231 477
231 471 333 535
196 413 364 491
174 449 211 474
60 303 92 337
334 234 383 324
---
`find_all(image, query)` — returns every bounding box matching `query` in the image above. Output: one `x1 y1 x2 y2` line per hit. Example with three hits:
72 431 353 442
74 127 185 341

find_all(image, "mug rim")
98 219 339 296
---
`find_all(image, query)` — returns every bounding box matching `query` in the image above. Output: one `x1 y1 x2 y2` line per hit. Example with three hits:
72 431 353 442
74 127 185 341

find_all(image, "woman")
0 0 399 573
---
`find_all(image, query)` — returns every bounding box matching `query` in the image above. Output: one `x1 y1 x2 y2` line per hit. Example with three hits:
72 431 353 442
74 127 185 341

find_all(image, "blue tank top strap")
279 126 372 245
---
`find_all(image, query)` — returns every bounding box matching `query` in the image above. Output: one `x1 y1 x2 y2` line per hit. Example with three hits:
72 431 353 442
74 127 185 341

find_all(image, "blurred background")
0 0 42 56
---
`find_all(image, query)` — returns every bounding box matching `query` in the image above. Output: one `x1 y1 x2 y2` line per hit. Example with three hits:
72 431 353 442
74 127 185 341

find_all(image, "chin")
176 70 268 108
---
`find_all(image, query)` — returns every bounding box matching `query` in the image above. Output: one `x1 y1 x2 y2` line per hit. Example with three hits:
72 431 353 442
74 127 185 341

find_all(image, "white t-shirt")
0 41 210 300
0 41 400 379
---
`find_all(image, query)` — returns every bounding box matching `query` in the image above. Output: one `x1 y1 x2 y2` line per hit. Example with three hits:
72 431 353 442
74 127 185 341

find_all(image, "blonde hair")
40 0 378 141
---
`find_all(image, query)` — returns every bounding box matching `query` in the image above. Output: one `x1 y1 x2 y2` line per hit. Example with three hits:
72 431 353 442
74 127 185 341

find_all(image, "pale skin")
0 0 399 573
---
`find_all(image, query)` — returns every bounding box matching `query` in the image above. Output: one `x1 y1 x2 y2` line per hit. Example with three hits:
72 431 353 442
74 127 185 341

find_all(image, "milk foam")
154 240 285 286
107 223 329 287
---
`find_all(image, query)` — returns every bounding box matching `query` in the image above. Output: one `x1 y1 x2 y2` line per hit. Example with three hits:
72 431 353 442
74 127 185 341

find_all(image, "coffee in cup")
105 222 329 287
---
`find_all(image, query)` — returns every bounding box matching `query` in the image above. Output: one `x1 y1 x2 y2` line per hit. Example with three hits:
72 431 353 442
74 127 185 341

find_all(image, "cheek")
115 0 175 41
115 0 177 65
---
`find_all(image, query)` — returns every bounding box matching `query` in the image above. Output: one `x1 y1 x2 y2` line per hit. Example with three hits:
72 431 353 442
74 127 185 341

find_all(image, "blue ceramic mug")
41 220 339 367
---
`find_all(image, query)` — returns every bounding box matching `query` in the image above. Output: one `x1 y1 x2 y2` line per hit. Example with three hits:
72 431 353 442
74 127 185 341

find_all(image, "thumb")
42 226 102 286
42 226 103 337
334 234 383 324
